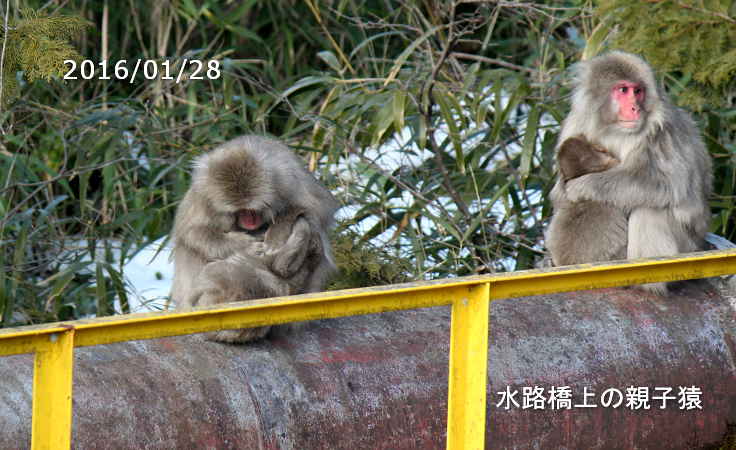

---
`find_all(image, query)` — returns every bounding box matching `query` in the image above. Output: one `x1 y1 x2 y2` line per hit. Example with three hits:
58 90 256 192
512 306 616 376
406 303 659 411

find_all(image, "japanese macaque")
557 135 619 182
170 135 338 343
546 51 712 294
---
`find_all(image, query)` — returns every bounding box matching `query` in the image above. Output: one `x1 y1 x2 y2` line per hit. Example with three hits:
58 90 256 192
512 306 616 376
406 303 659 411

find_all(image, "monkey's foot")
637 281 668 296
207 326 271 344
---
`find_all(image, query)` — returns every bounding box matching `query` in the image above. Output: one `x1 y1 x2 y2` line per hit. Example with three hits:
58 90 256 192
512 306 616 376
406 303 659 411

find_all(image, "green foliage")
328 226 411 290
595 0 736 109
1 0 578 326
283 2 570 277
2 1 735 326
0 9 90 105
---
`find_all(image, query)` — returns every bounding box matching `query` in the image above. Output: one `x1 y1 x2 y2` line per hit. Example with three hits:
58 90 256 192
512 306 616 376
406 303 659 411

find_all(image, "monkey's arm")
178 223 264 262
265 216 313 279
173 190 263 262
564 151 699 211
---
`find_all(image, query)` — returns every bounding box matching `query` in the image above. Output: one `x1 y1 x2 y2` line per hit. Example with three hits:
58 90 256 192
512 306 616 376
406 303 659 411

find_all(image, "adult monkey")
170 135 338 342
546 51 712 294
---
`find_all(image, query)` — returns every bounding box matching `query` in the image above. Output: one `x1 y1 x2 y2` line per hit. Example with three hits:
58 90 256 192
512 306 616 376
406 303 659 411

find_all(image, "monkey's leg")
196 258 289 344
627 208 679 295
547 200 627 266
171 250 208 310
210 326 272 344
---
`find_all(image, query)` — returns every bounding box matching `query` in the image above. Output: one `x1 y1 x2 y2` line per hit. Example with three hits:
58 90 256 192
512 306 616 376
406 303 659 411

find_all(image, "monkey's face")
194 146 281 232
234 209 269 233
581 52 657 135
610 81 646 131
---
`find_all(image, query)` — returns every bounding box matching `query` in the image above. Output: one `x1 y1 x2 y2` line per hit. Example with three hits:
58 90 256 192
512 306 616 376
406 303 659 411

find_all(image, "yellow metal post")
31 328 75 450
446 282 490 450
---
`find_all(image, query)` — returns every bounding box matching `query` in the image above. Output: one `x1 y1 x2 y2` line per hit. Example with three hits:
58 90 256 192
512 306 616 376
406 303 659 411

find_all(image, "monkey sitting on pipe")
546 51 712 294
170 135 338 343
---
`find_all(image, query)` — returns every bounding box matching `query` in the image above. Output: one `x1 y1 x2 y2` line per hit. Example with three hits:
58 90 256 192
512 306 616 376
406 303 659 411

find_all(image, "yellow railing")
2 249 736 449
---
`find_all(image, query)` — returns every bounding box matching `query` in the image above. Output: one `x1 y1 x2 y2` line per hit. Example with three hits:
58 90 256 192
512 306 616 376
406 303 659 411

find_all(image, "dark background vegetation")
1 0 735 326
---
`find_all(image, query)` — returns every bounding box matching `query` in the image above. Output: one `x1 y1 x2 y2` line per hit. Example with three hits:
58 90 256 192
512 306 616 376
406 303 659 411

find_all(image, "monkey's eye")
618 86 628 94
634 87 643 95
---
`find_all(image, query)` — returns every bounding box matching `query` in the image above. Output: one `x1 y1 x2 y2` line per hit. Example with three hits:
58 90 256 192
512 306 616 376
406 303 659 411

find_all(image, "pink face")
612 81 645 128
236 209 264 231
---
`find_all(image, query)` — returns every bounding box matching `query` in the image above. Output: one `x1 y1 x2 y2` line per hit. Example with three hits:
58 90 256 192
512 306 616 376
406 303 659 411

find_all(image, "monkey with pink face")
170 135 339 343
546 51 712 294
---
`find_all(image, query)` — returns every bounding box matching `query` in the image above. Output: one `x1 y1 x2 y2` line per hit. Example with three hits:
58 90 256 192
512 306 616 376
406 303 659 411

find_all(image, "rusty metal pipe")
0 282 734 449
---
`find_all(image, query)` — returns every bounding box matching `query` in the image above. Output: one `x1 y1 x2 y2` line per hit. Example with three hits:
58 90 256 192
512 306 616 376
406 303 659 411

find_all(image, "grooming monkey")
546 51 712 294
170 135 338 343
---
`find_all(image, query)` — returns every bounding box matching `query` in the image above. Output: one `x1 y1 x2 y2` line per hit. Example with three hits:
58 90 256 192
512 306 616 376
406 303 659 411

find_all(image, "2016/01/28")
63 59 222 83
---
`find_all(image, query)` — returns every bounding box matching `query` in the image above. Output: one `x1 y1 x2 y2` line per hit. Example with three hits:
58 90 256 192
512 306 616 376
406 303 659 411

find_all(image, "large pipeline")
0 282 734 449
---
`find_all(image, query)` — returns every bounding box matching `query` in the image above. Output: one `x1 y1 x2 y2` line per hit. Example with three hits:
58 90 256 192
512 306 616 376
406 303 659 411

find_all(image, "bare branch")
452 51 537 74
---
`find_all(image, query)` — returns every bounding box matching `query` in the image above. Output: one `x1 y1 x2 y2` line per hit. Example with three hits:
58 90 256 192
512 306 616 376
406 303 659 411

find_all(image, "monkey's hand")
564 173 603 203
266 217 312 278
226 231 266 258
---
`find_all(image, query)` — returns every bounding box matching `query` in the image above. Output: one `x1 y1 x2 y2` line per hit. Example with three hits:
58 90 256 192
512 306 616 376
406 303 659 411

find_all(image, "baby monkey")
547 134 627 267
557 135 619 182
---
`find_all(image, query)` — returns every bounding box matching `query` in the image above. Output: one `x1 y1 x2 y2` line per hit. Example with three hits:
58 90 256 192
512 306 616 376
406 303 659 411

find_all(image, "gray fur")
170 135 339 343
546 51 712 294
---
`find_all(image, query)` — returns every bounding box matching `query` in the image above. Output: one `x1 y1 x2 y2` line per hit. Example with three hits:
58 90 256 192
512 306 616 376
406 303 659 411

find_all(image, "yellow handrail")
2 249 736 450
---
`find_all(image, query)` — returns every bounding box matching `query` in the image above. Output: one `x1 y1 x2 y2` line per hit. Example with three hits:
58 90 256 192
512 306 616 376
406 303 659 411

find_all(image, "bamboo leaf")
106 265 130 314
280 76 335 100
46 271 76 311
582 19 612 61
350 31 404 59
520 105 541 187
392 90 406 133
95 263 109 317
435 87 465 174
461 181 510 242
384 25 442 86
317 51 342 73
372 95 396 147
